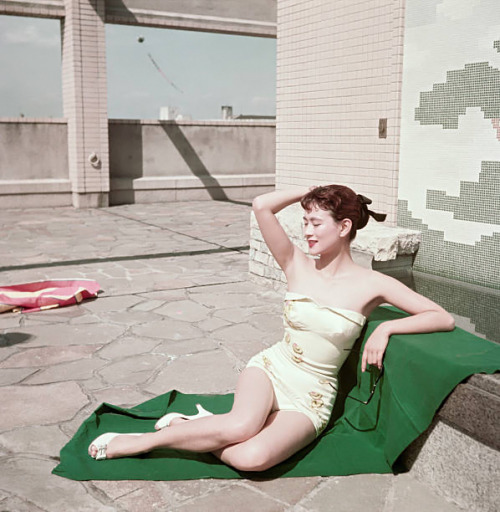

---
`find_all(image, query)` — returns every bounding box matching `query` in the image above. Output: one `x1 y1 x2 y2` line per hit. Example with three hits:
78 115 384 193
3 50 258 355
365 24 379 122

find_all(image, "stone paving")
0 201 464 511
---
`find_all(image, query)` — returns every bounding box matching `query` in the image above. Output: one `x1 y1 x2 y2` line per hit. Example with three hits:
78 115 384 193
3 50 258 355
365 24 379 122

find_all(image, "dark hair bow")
357 194 372 205
357 194 386 223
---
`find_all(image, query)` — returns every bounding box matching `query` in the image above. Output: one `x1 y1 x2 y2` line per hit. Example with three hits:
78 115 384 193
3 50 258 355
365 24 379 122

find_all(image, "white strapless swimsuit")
246 292 366 435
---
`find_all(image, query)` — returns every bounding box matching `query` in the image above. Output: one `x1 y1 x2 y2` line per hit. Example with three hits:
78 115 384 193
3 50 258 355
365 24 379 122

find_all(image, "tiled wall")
398 0 500 289
275 0 405 225
410 272 500 343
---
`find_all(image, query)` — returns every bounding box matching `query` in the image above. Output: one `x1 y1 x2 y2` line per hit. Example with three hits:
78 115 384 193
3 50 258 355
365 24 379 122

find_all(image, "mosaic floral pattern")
415 62 500 129
398 1 499 288
426 162 500 225
398 200 499 289
411 272 500 342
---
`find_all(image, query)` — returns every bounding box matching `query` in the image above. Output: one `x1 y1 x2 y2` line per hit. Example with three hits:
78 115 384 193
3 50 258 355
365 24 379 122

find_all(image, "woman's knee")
224 444 273 472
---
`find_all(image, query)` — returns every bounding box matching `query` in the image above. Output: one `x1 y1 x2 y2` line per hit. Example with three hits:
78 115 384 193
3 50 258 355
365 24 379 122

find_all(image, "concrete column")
61 0 109 208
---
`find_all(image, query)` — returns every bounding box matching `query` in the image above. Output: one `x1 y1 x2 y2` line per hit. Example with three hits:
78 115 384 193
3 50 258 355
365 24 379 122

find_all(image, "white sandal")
155 403 213 430
88 432 143 460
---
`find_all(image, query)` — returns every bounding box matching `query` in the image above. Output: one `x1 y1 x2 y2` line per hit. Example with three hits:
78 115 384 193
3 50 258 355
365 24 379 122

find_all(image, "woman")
88 185 455 470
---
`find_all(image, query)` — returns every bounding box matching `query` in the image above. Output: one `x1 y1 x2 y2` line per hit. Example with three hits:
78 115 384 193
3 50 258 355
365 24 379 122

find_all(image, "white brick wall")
275 0 405 225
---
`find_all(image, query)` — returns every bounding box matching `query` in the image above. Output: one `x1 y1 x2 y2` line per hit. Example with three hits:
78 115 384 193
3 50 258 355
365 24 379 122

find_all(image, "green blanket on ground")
53 307 500 481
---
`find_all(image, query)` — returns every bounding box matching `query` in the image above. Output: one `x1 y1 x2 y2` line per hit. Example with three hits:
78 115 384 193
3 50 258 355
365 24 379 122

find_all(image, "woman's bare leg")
89 367 276 459
214 410 316 472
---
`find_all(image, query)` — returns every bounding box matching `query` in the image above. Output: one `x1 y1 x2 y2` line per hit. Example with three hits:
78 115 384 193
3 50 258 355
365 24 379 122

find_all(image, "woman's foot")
88 432 148 460
155 403 213 430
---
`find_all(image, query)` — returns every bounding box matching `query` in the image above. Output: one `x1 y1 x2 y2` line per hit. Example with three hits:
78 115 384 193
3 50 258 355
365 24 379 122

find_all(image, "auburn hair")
300 185 386 240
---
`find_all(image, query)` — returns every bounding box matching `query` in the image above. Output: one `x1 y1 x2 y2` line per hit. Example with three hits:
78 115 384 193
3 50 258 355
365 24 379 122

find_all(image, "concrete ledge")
0 118 67 124
437 373 500 451
0 175 275 208
402 371 500 512
0 179 72 208
0 0 278 38
110 174 275 204
0 0 64 19
0 118 274 128
109 119 276 127
403 403 500 512
105 7 277 38
0 179 71 194
112 174 275 190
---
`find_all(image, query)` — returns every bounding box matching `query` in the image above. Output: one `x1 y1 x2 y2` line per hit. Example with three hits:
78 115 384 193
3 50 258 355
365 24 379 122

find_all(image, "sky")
0 15 276 120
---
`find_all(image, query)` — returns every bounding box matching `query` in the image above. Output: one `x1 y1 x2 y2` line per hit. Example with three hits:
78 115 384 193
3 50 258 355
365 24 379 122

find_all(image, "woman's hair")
300 185 386 240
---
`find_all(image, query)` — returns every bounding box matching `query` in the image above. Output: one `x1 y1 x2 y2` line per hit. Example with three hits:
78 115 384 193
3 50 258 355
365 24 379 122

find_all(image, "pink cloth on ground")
0 279 100 313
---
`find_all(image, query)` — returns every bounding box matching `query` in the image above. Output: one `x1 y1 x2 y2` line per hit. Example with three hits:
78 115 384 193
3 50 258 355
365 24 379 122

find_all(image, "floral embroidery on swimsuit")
310 398 324 409
283 300 300 328
309 390 324 410
261 354 279 381
309 391 322 399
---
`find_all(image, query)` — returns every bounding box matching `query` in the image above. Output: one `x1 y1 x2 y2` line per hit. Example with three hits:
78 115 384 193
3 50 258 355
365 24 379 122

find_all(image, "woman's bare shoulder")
348 266 400 295
355 266 396 281
349 264 383 281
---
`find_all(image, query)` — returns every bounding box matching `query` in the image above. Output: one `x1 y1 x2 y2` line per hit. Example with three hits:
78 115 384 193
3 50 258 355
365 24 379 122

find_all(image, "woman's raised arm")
252 188 310 273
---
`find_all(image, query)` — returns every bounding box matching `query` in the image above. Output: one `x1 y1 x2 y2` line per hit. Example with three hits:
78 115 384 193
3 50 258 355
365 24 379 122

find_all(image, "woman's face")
303 206 348 256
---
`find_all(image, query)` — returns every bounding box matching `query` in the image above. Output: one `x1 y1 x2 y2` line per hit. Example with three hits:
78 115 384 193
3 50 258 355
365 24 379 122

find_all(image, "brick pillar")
61 0 109 208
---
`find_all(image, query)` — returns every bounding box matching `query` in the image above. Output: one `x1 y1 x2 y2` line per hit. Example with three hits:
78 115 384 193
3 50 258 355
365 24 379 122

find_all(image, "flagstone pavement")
0 200 463 511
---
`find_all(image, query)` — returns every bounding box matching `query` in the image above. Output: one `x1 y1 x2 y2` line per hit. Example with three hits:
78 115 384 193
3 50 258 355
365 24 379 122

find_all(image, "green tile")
415 62 500 128
397 200 500 289
426 162 500 224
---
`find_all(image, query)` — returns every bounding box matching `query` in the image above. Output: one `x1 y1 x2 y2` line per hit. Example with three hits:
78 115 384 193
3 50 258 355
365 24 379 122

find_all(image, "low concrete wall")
0 118 276 207
0 119 72 208
0 119 68 181
109 119 276 204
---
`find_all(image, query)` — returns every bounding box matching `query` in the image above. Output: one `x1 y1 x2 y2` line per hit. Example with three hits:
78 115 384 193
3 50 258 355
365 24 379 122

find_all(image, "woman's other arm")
252 188 310 273
361 273 455 372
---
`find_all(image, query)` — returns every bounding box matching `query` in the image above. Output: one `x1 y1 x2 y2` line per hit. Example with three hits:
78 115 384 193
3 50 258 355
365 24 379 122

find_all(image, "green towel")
52 307 500 481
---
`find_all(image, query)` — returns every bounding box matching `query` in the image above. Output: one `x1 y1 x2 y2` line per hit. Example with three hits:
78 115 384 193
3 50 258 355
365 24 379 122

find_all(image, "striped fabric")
0 279 100 313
